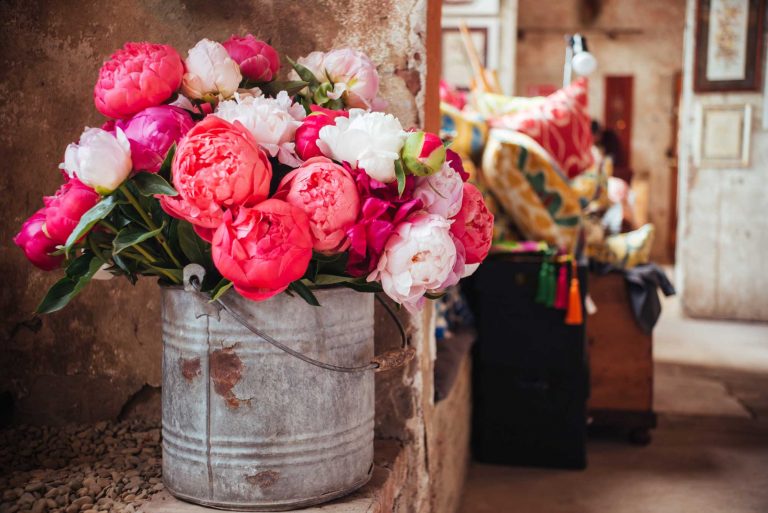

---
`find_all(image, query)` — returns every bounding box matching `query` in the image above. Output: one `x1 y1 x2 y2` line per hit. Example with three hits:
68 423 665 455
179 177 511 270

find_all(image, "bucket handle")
184 265 415 373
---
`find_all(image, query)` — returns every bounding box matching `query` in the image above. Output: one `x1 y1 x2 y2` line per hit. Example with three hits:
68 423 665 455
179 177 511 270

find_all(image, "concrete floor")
460 292 768 513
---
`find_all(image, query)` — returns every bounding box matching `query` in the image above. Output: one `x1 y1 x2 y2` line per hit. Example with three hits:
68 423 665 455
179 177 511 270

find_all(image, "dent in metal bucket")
161 286 375 510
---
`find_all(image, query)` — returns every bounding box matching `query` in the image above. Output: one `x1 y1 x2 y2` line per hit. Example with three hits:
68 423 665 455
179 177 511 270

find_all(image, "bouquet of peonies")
14 35 494 313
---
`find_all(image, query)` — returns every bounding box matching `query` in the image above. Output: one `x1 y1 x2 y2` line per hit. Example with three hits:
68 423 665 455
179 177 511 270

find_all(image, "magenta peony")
115 105 194 173
160 116 272 237
294 106 349 161
278 157 360 254
43 179 101 245
450 183 494 264
212 200 313 301
94 42 184 119
446 148 470 182
222 34 280 83
14 209 63 271
368 213 457 312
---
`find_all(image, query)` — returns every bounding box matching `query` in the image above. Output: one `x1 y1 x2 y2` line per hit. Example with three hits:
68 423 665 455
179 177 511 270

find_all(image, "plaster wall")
0 0 427 423
515 0 686 261
677 0 768 321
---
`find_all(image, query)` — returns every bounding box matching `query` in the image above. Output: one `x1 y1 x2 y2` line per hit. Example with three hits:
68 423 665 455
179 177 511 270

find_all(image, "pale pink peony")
94 42 184 119
14 209 63 271
222 35 280 83
115 105 194 173
323 48 381 109
160 116 271 236
212 200 313 301
181 39 242 100
437 234 467 290
43 179 100 245
450 183 494 264
277 157 360 254
412 160 464 219
368 213 457 312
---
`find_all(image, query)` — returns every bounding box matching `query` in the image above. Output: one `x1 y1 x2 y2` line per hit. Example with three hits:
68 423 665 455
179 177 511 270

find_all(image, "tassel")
554 263 568 309
545 261 556 307
565 261 583 325
535 260 548 304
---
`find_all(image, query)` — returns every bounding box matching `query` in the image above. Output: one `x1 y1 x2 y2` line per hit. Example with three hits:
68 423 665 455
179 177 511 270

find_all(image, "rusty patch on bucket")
245 470 280 489
179 357 201 381
210 348 247 408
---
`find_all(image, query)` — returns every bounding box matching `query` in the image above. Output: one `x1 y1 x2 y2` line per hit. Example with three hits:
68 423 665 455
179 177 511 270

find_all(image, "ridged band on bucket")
161 286 375 510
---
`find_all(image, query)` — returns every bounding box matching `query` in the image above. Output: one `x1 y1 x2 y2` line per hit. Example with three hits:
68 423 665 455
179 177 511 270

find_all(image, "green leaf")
287 57 320 86
262 80 309 97
64 195 120 254
36 254 102 314
395 159 406 197
210 280 233 301
112 223 164 255
313 82 334 105
309 274 355 286
339 280 383 294
145 264 182 284
158 144 175 182
177 220 208 265
132 172 178 197
289 280 320 306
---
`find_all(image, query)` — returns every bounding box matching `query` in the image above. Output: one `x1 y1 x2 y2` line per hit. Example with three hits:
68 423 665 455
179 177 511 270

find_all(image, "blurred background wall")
0 0 428 425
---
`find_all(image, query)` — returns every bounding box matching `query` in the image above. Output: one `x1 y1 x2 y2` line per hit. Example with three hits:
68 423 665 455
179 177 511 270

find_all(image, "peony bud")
14 209 63 271
59 127 133 194
222 34 280 83
402 131 446 177
181 39 242 100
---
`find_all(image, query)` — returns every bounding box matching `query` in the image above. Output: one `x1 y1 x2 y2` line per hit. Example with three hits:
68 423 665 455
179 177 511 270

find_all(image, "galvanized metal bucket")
160 275 404 511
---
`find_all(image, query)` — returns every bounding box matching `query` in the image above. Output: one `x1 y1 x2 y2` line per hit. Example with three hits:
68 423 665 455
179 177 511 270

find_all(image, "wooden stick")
459 21 492 92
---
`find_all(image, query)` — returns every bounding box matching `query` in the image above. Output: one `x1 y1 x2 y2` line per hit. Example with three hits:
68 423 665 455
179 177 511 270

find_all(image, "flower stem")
118 184 182 268
120 251 181 284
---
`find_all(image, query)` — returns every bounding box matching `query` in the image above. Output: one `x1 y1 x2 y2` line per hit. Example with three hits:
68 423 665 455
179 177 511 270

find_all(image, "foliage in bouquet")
14 35 494 314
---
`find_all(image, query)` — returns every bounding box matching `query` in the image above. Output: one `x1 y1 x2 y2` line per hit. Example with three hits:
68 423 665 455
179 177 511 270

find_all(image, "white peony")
59 127 132 194
214 91 306 166
368 213 457 312
317 109 406 183
412 161 464 218
181 39 242 100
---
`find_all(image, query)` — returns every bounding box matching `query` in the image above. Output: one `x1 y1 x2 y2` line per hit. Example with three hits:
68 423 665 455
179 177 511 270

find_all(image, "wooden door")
604 76 634 183
667 71 682 262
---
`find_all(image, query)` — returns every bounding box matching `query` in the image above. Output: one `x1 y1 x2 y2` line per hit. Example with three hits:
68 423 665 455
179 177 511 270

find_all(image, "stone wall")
0 0 428 425
515 0 686 262
676 0 768 321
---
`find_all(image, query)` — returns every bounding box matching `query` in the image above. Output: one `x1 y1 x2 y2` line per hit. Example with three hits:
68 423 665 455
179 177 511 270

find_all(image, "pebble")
0 420 163 513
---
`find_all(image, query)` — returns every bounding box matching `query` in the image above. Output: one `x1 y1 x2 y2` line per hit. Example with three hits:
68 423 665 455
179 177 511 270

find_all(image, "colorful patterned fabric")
587 223 655 269
491 78 594 179
571 149 612 211
482 129 582 250
470 91 545 118
440 102 488 163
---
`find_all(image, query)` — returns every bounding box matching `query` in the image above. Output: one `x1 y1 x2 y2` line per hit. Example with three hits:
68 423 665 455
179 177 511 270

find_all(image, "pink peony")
160 116 271 237
437 234 467 290
294 105 349 161
115 105 194 173
323 48 381 109
14 209 63 271
222 34 280 83
412 160 464 219
450 183 494 264
43 179 101 245
368 213 457 312
212 200 313 301
345 166 422 277
277 157 360 254
94 42 184 119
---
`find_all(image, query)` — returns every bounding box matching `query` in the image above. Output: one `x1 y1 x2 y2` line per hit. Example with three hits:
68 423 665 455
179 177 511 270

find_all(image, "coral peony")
115 105 194 173
60 127 133 194
94 42 184 119
402 131 446 177
181 39 242 100
277 157 360 254
14 209 63 271
215 91 305 166
43 179 100 245
317 109 406 183
322 48 381 109
368 213 457 312
160 116 271 235
412 160 464 219
294 105 349 161
212 200 313 301
450 183 494 264
222 34 280 83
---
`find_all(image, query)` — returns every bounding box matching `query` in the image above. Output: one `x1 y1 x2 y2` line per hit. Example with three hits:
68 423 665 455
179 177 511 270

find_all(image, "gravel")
0 420 163 513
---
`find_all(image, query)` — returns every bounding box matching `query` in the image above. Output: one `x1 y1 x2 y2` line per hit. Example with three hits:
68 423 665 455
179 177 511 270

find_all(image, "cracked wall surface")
0 0 427 425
